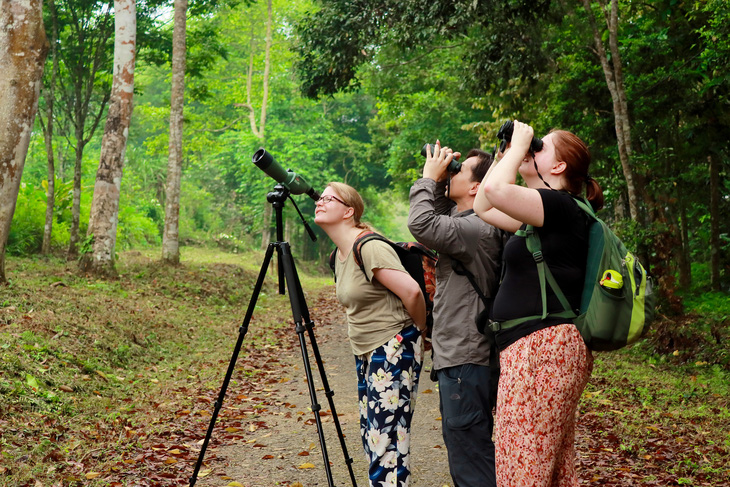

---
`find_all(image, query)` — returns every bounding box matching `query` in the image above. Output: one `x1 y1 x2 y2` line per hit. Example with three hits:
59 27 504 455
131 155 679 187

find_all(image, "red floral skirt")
495 324 593 487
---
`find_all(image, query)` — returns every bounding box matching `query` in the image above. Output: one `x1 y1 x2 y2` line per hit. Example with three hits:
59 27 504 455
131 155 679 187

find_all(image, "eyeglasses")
316 194 349 206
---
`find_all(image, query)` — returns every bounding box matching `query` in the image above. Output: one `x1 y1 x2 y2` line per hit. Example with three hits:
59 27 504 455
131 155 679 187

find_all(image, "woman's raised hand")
510 120 534 156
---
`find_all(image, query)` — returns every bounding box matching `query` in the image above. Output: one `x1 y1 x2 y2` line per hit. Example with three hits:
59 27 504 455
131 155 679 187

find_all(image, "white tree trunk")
0 0 48 282
162 0 188 265
79 0 136 276
253 0 273 249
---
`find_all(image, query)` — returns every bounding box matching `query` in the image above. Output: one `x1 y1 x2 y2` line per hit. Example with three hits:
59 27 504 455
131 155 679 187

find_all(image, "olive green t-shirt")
334 240 413 356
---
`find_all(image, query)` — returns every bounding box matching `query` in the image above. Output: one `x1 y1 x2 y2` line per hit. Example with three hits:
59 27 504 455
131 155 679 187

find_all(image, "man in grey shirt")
408 143 507 487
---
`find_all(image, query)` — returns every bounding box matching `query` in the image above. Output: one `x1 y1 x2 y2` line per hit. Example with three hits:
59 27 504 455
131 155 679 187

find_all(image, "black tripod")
190 184 358 487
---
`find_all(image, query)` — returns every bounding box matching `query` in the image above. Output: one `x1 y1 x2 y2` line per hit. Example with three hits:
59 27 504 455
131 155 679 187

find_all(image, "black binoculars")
420 143 462 173
496 121 544 154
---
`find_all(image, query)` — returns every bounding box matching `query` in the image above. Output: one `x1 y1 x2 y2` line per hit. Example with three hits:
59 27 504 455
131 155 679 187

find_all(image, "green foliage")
367 78 490 193
293 0 551 99
78 233 94 255
7 178 160 257
6 179 74 255
686 262 730 318
13 0 729 305
7 183 47 255
177 182 231 244
359 187 412 241
117 205 161 250
295 0 730 297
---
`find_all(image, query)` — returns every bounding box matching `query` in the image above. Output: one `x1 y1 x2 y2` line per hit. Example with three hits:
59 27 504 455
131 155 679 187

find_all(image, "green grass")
582 346 730 484
0 248 727 486
0 248 330 485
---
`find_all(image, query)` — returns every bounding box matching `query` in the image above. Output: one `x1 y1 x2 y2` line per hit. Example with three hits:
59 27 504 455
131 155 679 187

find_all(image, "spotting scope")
252 149 320 201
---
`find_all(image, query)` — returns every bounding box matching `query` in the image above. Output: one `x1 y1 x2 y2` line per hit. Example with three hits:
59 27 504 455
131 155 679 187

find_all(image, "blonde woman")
315 182 426 487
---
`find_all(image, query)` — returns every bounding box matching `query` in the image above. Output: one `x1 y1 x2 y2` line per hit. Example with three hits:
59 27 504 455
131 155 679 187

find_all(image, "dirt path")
183 289 728 487
194 291 451 487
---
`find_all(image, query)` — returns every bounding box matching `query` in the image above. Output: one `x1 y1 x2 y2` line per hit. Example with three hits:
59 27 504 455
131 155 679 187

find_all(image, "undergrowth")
0 248 332 486
0 248 727 486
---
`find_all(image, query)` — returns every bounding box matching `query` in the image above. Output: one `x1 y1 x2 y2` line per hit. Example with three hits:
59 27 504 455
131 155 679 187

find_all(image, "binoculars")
496 120 544 154
420 143 462 173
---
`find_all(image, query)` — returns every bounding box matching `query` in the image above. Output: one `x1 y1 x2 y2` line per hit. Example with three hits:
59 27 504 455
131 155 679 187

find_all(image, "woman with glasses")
314 182 426 487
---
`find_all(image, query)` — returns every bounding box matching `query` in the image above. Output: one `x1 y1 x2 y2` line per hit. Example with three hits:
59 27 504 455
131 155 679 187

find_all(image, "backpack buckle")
488 320 501 332
532 251 544 263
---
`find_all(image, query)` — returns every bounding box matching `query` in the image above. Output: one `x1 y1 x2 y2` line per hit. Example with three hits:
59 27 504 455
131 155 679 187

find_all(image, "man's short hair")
466 149 493 183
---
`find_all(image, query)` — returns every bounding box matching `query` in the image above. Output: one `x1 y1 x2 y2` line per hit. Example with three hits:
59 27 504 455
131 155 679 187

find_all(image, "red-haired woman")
474 121 604 486
314 182 426 487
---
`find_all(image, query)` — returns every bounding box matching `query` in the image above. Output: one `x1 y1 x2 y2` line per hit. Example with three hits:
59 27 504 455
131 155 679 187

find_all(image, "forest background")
4 0 729 297
0 0 729 485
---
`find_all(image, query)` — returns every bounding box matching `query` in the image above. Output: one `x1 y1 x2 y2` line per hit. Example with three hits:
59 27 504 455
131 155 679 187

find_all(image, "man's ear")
468 181 480 196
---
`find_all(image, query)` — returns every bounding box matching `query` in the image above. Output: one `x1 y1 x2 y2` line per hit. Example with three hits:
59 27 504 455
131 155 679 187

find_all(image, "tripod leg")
189 243 276 487
282 248 359 487
303 313 359 487
278 242 346 487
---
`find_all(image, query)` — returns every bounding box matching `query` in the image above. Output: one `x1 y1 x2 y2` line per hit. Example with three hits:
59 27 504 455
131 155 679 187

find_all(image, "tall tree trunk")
678 192 691 290
68 141 84 257
709 153 720 291
64 5 115 259
41 0 60 255
0 0 49 282
162 0 188 265
250 0 273 249
582 0 642 224
79 0 136 277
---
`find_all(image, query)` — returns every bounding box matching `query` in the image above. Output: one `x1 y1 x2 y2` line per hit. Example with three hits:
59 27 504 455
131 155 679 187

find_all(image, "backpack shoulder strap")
572 196 599 222
330 231 389 283
491 225 576 333
328 248 337 282
451 258 490 306
517 225 573 317
352 231 384 282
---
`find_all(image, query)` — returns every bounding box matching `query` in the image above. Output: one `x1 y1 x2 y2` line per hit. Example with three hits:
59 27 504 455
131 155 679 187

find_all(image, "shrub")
7 183 46 255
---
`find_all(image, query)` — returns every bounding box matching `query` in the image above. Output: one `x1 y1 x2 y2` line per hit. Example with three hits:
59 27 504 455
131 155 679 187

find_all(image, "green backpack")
491 198 656 351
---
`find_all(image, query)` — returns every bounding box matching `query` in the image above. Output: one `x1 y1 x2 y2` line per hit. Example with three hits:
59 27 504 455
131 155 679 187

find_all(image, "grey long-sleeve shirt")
407 178 508 370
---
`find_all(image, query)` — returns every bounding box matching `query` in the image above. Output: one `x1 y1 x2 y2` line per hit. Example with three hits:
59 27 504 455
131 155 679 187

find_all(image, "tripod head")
267 183 290 206
265 183 317 245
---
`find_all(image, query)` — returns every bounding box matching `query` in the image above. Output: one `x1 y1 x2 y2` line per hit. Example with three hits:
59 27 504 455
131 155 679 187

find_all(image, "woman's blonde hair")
326 182 372 230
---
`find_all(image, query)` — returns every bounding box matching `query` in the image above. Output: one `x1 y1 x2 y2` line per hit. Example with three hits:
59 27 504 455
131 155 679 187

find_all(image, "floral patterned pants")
355 325 423 487
495 324 594 487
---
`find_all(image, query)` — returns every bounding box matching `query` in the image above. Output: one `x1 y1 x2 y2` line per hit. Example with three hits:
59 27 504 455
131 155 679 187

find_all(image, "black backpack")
329 231 438 339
